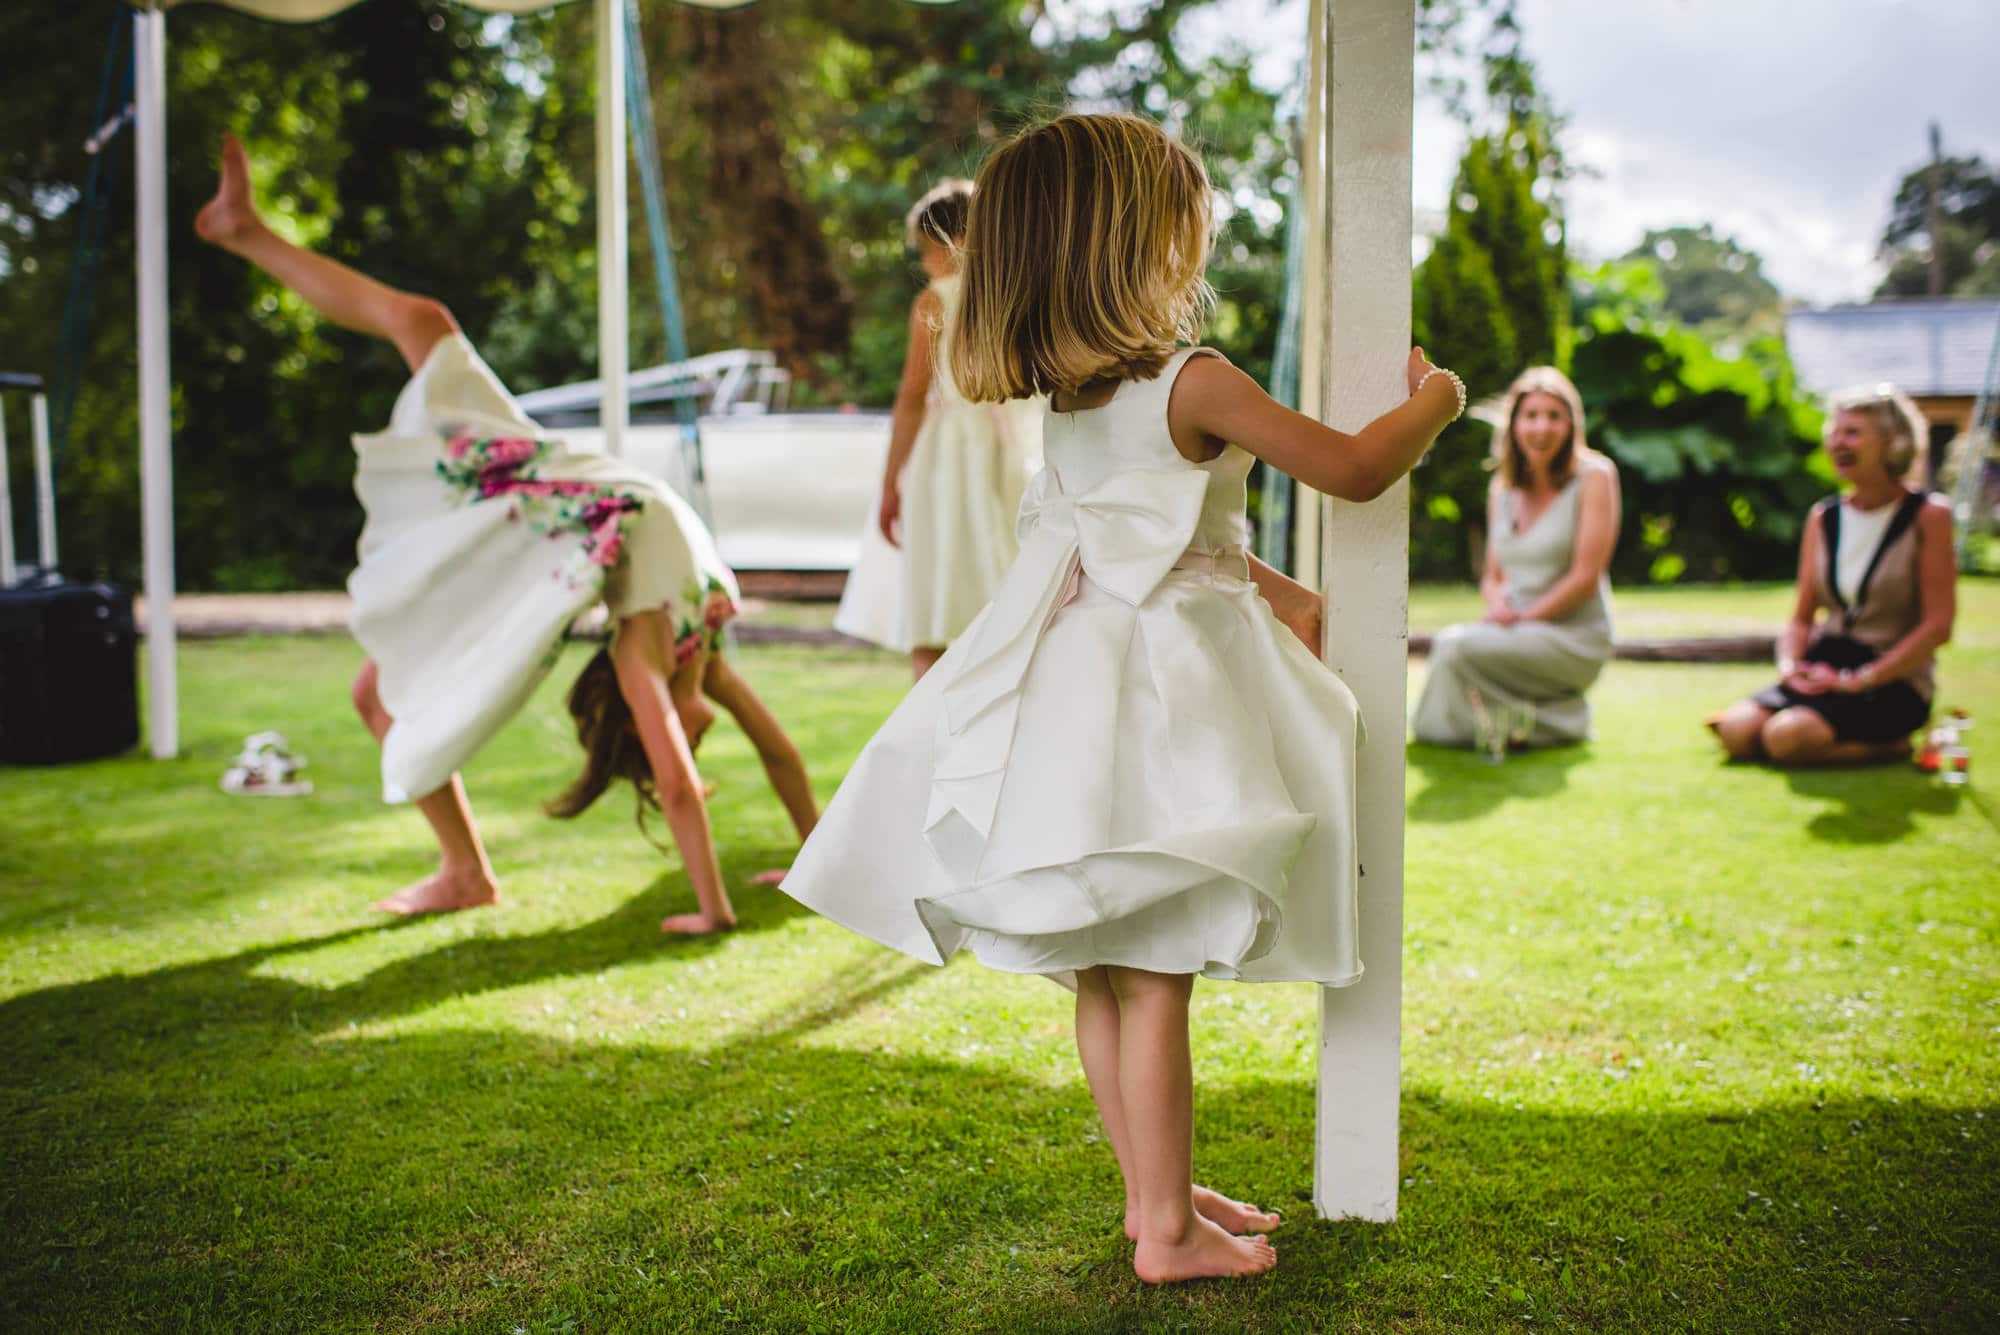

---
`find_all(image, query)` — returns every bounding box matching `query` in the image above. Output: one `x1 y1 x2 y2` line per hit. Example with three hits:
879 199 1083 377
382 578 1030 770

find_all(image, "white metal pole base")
1309 0 1414 1224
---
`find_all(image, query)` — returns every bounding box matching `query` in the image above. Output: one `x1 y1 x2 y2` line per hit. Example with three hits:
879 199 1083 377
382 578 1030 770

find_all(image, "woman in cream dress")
1412 366 1620 750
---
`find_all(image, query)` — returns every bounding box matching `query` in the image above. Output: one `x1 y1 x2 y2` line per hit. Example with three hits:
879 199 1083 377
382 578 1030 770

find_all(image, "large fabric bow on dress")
924 465 1208 877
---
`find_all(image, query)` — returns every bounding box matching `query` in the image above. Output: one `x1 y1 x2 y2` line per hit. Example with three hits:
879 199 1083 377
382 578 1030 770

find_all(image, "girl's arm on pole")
1169 348 1459 503
877 288 943 546
703 656 819 843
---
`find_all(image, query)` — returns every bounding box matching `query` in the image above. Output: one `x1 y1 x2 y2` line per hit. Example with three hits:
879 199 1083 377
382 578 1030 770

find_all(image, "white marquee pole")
0 403 16 587
595 0 629 457
31 392 57 571
1312 0 1413 1222
135 5 179 759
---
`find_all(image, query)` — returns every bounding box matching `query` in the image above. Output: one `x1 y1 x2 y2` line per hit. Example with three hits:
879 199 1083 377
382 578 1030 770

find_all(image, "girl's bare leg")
1103 967 1276 1283
911 647 945 681
612 612 735 934
350 662 501 914
1074 968 1281 1243
703 655 818 843
195 133 454 374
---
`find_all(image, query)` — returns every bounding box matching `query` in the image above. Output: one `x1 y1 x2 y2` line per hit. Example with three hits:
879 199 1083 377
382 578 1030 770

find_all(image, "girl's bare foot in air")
660 911 736 936
371 866 501 916
194 133 264 254
1133 1214 1277 1284
1125 1186 1282 1240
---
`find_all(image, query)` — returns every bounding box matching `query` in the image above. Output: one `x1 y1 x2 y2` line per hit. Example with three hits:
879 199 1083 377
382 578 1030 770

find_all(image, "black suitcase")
0 580 139 764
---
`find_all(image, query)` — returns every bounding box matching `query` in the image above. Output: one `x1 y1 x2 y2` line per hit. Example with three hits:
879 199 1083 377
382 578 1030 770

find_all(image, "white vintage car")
516 350 890 572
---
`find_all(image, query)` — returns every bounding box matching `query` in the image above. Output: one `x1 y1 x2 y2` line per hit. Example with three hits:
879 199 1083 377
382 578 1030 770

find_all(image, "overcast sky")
1169 0 2000 305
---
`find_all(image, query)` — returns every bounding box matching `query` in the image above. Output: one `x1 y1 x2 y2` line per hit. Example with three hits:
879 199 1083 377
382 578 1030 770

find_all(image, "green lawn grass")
3 585 1996 1332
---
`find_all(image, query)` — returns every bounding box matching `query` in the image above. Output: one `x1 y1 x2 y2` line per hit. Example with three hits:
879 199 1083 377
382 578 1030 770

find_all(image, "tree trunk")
679 7 851 380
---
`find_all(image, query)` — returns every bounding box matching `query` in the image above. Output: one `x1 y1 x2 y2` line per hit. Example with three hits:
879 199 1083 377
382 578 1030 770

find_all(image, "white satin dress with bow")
782 349 1364 987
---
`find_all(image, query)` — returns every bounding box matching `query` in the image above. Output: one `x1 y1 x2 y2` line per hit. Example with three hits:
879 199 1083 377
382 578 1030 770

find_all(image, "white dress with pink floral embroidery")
349 333 739 803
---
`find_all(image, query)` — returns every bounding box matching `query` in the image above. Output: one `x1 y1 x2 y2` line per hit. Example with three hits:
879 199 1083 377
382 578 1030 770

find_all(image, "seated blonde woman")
1708 384 1955 766
1412 366 1621 749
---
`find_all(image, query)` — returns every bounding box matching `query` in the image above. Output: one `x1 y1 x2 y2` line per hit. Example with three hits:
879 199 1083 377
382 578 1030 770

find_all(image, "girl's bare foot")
748 868 789 887
371 866 500 916
1133 1215 1277 1284
1125 1186 1282 1240
194 133 263 253
660 911 736 936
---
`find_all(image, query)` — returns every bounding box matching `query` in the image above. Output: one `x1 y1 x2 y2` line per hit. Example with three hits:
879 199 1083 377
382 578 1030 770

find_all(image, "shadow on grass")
1783 764 1964 845
0 871 810 1049
1405 742 1592 823
3 946 1995 1330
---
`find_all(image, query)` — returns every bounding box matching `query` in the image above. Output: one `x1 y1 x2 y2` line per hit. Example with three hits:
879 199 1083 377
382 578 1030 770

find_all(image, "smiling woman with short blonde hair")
1707 383 1955 766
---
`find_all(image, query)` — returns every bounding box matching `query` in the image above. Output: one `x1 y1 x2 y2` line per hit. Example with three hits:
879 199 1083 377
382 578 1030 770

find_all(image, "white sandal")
220 731 314 797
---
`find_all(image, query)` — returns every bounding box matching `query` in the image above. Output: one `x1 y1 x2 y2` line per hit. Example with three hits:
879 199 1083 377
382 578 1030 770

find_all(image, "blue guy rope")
1255 159 1306 573
48 6 135 475
622 0 712 525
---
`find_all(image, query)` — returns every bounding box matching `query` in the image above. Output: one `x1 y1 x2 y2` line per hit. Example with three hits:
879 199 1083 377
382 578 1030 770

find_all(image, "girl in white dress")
780 114 1464 1283
195 135 816 931
835 180 1040 679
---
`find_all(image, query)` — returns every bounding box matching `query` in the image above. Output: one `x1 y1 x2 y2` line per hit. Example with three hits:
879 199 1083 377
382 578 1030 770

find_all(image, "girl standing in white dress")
835 180 1040 679
781 114 1464 1283
195 135 816 931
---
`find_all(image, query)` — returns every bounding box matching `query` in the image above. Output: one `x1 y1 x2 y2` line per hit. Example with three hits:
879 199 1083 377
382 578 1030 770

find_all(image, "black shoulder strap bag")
1806 491 1926 671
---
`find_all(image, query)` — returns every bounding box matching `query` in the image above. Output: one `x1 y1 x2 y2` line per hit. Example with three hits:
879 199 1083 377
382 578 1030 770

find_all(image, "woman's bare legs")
1761 706 1911 766
199 134 497 915
349 662 500 914
196 133 454 374
612 611 735 934
911 647 945 681
1072 968 1283 1246
1706 700 1772 762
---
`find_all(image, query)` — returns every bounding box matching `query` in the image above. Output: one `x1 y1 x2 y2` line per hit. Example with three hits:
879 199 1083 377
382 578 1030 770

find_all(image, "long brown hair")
545 648 667 849
1492 366 1593 490
950 112 1215 402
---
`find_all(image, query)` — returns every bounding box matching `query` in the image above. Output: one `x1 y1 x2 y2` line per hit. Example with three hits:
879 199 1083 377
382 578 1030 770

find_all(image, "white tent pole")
595 0 629 457
1312 0 1413 1223
31 392 56 572
135 5 178 759
0 401 16 587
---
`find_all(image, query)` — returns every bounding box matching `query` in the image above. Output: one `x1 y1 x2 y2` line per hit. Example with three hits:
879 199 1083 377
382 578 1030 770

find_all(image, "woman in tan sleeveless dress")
1708 384 1957 766
1412 367 1620 749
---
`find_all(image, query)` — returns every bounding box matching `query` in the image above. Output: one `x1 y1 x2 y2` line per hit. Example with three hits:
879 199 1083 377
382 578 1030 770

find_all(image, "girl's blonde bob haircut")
951 113 1216 402
1827 382 1926 480
1492 366 1595 490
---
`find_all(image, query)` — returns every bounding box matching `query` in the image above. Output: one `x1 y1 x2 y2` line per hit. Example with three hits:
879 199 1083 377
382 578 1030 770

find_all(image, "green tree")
1874 152 2000 298
1409 118 1568 578
1621 225 1785 339
1569 261 1828 583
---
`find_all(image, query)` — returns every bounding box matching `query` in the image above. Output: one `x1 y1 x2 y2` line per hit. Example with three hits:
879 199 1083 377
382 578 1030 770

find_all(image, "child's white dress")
784 349 1363 986
348 334 739 804
835 274 1041 652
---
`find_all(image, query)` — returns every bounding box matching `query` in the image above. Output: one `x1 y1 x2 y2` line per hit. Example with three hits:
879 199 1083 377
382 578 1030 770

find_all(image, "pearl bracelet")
1415 365 1467 422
